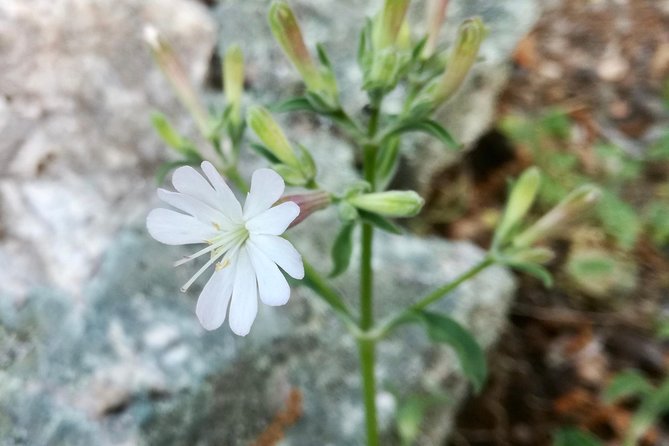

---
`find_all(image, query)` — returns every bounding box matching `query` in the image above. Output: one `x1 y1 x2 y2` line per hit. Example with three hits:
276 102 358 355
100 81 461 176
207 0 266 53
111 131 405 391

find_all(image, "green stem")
358 339 379 446
358 94 383 446
376 256 495 338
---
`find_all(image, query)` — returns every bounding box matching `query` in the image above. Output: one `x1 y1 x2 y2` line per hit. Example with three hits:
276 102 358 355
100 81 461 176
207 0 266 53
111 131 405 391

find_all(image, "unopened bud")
494 167 541 246
514 185 602 247
224 45 244 127
348 190 424 218
143 24 210 137
248 106 299 167
423 0 449 58
417 17 486 110
280 191 332 228
374 0 411 49
268 2 338 105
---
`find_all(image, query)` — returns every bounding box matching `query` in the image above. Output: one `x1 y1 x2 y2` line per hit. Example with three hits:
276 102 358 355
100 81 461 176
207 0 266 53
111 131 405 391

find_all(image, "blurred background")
1 0 668 445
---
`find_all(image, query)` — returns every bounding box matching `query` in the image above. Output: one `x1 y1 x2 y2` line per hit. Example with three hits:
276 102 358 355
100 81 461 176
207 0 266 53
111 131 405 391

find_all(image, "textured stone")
0 0 216 298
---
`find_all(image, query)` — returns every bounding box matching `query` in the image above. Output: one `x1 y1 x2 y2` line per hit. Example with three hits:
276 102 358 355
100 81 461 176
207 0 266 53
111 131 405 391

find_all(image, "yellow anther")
215 258 231 271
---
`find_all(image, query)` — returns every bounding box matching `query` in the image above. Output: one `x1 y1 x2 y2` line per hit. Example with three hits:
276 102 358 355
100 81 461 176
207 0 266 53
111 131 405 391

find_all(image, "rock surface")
0 0 535 444
1 218 515 446
0 0 216 298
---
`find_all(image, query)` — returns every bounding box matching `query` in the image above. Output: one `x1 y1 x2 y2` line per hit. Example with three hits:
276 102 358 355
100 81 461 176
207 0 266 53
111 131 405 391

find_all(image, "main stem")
358 95 382 446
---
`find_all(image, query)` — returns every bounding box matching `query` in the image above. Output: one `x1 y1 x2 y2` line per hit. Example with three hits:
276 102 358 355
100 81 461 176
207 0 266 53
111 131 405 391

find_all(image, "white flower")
146 161 305 336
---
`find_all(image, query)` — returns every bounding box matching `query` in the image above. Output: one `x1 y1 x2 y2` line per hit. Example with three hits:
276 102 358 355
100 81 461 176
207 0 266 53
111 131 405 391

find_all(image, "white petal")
249 234 304 279
246 202 299 235
195 265 235 330
243 168 285 219
172 165 222 210
146 208 217 245
157 189 232 229
200 161 243 221
247 242 290 306
228 248 258 336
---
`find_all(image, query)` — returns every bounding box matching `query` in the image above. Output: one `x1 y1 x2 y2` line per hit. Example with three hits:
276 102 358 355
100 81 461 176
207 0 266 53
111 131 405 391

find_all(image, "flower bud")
416 17 486 110
143 25 210 137
224 44 244 128
268 2 338 105
280 191 332 228
514 184 602 247
348 190 424 218
374 0 411 49
494 167 541 246
423 0 449 58
247 106 299 167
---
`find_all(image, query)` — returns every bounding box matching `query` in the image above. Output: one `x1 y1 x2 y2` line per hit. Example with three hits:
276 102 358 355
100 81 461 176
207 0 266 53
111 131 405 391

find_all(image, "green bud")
247 106 299 167
143 25 211 138
348 190 424 218
415 17 486 110
494 167 541 247
223 45 244 127
268 2 338 106
514 184 602 247
374 0 411 49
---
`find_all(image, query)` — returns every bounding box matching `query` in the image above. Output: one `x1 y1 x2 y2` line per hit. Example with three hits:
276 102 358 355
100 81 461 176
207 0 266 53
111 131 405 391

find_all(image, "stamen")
174 227 244 267
215 258 231 271
179 241 244 293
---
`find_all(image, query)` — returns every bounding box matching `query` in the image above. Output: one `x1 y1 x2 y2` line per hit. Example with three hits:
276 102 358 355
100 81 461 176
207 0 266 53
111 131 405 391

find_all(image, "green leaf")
503 257 553 287
410 36 428 61
330 221 356 277
396 397 428 446
596 191 641 250
553 428 603 446
299 260 353 319
249 143 282 164
604 370 654 404
385 119 459 150
358 210 403 234
269 96 317 114
357 20 372 69
155 159 202 184
375 137 401 190
316 43 333 70
624 380 669 446
417 311 487 393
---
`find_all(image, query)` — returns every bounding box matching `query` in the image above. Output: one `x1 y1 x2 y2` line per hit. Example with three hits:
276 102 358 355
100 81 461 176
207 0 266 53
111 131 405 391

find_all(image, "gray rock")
1 219 514 446
0 0 216 298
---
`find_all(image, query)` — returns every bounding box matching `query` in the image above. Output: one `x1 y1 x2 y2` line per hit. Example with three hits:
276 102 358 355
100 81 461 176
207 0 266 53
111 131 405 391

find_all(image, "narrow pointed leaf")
385 119 459 150
330 221 356 277
604 370 654 403
417 310 487 392
359 210 403 234
553 429 603 446
269 96 317 114
249 143 282 164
